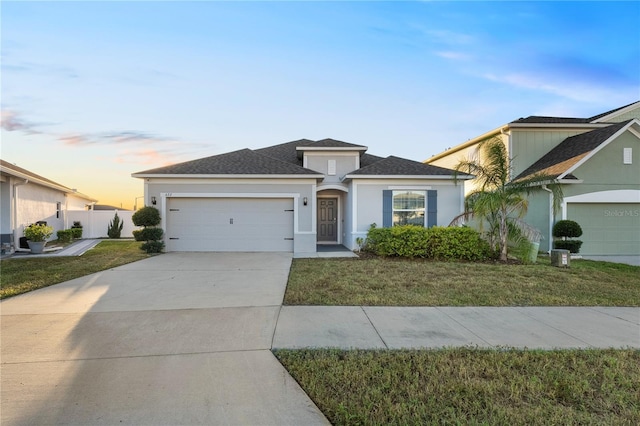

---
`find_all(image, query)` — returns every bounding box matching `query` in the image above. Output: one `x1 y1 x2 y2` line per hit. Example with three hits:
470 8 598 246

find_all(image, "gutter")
542 185 554 254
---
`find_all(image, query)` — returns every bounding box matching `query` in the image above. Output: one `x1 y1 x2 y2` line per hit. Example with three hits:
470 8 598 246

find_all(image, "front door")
317 198 337 242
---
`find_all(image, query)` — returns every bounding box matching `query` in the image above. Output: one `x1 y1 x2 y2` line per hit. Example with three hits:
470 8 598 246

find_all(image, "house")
132 139 471 253
425 101 640 257
0 159 97 250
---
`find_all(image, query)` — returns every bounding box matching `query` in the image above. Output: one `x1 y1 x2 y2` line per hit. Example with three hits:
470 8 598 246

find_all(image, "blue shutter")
382 190 393 228
427 190 437 228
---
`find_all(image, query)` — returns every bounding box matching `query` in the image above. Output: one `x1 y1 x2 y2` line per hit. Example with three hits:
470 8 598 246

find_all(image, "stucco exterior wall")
304 153 359 184
15 183 65 241
348 179 464 249
0 181 11 240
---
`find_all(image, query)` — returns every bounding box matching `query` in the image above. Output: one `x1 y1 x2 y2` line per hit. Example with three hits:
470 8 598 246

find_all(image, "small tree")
132 206 164 253
107 212 124 239
553 220 583 253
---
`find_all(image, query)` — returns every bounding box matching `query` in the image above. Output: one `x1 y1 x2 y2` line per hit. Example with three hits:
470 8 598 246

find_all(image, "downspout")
12 178 29 250
542 185 554 254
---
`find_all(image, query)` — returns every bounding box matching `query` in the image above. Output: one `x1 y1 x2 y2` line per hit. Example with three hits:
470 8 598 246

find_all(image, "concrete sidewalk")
273 306 640 350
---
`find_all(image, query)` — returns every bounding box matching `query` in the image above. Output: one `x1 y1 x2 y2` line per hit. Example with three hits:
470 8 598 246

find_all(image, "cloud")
113 148 178 166
434 51 472 61
424 29 475 45
0 109 42 134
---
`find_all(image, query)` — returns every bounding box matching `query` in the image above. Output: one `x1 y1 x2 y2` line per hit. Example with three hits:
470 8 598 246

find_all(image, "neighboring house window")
382 190 437 228
623 148 632 164
56 202 61 218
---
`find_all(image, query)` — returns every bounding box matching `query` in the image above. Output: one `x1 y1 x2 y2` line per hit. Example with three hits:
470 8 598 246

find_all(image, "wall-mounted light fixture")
303 197 308 206
151 196 157 205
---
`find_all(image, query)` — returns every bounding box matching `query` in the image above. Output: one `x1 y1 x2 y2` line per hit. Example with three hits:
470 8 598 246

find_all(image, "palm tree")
451 137 563 262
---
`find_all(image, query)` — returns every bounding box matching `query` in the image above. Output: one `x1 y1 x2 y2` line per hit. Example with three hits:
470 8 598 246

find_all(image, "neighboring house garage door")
568 203 640 255
166 198 294 252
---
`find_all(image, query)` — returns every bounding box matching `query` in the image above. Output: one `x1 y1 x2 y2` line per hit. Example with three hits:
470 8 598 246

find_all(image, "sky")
2 1 639 210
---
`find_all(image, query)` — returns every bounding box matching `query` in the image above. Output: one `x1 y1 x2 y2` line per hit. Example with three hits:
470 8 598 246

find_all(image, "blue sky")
2 1 639 209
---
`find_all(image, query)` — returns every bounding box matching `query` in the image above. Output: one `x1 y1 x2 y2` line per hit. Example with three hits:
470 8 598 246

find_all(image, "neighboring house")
426 101 640 256
0 159 97 249
132 138 471 253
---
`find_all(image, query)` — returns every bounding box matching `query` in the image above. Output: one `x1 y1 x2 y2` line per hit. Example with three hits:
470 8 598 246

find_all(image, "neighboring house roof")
135 139 460 179
513 119 637 181
511 101 640 125
93 204 130 211
345 155 470 179
0 159 97 202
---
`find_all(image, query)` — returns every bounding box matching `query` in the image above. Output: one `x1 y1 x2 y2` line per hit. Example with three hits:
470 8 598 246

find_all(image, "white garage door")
166 198 294 252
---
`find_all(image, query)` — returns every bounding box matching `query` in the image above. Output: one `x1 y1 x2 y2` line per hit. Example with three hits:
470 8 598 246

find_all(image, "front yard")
285 257 640 306
0 241 150 299
276 348 640 425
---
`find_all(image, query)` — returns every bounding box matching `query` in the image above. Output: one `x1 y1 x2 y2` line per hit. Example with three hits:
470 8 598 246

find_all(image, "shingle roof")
513 120 632 180
511 101 639 125
1 159 71 189
347 155 458 176
134 139 460 178
134 148 322 175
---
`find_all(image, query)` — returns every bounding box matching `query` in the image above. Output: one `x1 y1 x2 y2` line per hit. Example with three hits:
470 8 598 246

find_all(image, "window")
56 202 61 218
623 148 632 164
392 191 425 226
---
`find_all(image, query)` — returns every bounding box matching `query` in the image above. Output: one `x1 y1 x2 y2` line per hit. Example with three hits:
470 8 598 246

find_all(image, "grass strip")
275 348 640 425
285 257 640 306
0 241 151 299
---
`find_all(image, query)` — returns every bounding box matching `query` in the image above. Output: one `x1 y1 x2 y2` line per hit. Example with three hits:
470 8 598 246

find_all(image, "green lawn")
275 348 640 425
0 241 151 299
285 257 640 306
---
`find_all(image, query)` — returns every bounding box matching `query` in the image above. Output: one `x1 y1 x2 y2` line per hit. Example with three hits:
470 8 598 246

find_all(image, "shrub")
553 220 583 238
24 224 54 242
365 225 492 261
132 206 161 227
72 221 83 228
107 212 124 239
132 206 163 253
424 227 493 261
133 227 164 242
141 240 165 254
554 240 583 253
56 229 74 243
71 227 83 239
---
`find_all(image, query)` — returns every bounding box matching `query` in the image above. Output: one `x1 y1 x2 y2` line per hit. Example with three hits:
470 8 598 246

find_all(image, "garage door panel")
568 203 640 255
166 198 294 252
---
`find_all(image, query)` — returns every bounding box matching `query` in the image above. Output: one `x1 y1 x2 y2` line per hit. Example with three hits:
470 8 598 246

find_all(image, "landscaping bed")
285 257 640 306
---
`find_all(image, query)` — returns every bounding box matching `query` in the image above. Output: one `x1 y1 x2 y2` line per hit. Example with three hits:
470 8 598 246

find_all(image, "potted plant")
24 223 54 254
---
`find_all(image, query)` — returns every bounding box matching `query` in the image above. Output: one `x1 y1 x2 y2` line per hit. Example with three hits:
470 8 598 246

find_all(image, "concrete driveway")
1 253 329 425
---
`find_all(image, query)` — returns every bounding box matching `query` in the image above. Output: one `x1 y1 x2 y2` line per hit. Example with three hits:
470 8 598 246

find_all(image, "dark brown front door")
318 198 337 242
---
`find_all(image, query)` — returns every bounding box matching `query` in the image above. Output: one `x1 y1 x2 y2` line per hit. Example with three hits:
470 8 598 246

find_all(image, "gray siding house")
133 139 470 254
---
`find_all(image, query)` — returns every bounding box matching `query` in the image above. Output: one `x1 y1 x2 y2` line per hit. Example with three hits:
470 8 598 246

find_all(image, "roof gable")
513 119 639 181
133 148 322 176
511 100 640 125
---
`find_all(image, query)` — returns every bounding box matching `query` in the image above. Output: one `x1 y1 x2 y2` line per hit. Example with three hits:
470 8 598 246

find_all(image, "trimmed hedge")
70 227 83 239
553 220 583 238
366 225 493 261
133 227 164 242
554 240 583 253
56 229 74 243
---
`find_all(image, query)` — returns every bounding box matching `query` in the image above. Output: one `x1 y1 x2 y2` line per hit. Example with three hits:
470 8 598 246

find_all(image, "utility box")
551 249 570 268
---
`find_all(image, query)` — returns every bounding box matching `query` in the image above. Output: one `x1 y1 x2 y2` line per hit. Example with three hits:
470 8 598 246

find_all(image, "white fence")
66 210 139 239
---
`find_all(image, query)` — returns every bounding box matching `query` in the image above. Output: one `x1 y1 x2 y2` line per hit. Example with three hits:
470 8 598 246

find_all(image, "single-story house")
0 159 97 249
425 101 640 256
132 139 471 253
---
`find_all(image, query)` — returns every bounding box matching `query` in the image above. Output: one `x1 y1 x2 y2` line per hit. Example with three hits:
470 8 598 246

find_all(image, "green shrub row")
365 225 493 261
56 227 83 243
